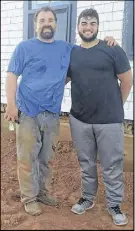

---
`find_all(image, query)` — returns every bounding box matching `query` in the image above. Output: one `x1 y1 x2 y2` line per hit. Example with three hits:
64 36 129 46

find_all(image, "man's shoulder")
57 41 81 50
98 39 112 50
98 40 127 60
99 39 124 53
56 40 72 48
17 38 35 49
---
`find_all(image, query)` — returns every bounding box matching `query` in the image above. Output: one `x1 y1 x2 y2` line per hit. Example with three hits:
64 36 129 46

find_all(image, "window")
23 1 77 43
122 1 133 60
32 1 69 9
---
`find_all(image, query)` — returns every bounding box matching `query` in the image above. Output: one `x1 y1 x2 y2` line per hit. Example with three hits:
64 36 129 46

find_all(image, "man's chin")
79 31 98 43
82 37 96 42
84 36 93 40
40 33 54 40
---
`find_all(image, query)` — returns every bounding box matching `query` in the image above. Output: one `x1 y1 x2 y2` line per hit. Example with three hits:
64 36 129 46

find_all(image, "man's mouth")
84 31 92 34
43 28 51 32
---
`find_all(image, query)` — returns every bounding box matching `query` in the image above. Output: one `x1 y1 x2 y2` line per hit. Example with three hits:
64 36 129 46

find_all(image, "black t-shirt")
68 40 131 124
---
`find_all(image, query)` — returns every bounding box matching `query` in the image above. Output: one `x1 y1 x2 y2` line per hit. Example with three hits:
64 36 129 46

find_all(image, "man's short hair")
33 6 57 23
78 8 99 25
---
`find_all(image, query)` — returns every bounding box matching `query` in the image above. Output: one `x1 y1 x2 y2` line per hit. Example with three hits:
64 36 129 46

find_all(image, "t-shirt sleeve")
7 43 25 77
112 45 131 75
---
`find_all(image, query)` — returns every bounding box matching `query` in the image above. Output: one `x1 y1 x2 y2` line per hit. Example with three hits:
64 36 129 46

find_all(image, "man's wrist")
7 101 17 108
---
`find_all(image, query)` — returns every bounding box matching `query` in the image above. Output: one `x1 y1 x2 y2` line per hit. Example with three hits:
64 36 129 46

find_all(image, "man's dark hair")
78 8 99 25
33 6 57 23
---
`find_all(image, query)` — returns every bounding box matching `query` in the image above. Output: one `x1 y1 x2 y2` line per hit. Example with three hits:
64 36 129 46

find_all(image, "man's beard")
40 26 55 40
78 29 98 42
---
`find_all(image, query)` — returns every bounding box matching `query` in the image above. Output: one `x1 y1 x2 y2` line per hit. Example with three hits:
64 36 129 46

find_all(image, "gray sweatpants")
69 114 124 207
16 111 59 204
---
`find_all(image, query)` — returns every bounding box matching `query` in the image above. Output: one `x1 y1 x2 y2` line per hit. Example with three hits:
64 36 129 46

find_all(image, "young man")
5 6 117 216
68 9 133 226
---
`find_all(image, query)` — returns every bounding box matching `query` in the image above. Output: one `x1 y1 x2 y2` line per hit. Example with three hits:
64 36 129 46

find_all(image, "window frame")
122 1 133 60
23 0 77 44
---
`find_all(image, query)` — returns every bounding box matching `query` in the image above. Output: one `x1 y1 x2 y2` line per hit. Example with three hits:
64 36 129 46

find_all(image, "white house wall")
1 1 23 104
1 1 133 120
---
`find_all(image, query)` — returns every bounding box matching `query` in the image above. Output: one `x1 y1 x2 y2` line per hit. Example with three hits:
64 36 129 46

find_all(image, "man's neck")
81 38 99 49
37 36 55 43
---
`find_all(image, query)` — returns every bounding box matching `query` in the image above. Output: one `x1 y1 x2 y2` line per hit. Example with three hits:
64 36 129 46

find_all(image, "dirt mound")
1 124 133 230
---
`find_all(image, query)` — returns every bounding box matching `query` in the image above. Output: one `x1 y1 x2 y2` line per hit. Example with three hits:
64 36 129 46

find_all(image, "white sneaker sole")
113 220 128 226
71 202 95 215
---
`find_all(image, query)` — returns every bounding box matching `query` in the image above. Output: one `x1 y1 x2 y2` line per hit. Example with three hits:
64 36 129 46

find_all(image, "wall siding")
1 1 23 103
1 1 133 120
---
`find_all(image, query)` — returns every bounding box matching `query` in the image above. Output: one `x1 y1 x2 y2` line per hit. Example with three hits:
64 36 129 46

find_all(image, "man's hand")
104 36 118 46
4 104 18 122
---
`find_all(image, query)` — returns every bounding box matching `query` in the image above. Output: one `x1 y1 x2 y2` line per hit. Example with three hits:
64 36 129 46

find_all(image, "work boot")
37 191 58 206
24 201 42 216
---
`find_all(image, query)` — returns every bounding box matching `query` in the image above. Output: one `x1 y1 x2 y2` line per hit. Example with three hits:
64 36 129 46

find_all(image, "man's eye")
91 22 97 25
39 20 44 23
82 22 87 25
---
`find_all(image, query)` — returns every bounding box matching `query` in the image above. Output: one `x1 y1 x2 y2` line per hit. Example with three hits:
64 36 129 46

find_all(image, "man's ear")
54 23 57 31
34 22 37 33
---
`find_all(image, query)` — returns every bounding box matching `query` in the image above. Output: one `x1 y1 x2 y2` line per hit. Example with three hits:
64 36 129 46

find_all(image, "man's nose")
45 20 52 25
44 23 49 27
85 24 92 29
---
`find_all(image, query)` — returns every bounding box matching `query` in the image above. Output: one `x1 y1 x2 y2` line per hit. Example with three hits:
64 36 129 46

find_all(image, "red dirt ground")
1 119 133 230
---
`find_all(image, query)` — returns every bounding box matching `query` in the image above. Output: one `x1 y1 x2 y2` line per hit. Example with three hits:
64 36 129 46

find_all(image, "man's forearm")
6 72 18 106
120 81 133 105
118 70 133 105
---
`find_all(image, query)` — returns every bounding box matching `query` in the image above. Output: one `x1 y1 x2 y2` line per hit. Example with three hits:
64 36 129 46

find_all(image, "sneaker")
107 205 128 226
37 192 58 206
24 201 42 216
71 197 95 215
